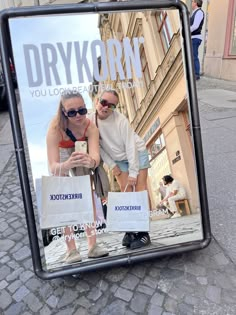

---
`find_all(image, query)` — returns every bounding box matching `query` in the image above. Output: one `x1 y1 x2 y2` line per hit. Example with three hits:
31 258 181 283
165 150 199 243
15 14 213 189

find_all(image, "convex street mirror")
0 0 211 279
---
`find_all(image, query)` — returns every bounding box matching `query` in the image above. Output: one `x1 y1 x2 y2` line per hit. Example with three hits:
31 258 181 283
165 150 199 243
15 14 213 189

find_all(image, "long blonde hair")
51 91 85 131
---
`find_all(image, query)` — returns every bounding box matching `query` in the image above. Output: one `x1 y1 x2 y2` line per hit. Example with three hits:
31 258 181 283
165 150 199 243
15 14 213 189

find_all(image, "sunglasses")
99 98 117 110
65 107 88 117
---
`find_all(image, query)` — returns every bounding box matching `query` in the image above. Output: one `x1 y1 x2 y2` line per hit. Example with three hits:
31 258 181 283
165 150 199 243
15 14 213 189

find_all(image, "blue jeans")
192 38 202 78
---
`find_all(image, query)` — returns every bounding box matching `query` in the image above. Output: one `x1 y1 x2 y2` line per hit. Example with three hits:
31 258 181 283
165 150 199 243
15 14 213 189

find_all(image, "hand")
69 152 94 169
112 165 122 176
127 176 137 187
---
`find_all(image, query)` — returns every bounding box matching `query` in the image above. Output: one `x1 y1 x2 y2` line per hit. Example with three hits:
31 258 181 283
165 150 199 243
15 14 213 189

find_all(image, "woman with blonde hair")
89 89 151 250
46 91 108 263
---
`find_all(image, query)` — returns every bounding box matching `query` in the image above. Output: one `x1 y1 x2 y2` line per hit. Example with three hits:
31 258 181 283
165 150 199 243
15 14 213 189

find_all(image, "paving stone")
24 292 43 312
148 267 161 278
0 239 15 251
121 274 140 290
130 265 147 278
57 308 75 315
143 275 159 289
0 255 10 264
4 302 25 315
89 292 110 315
100 300 127 315
25 277 42 291
184 295 199 306
0 279 8 290
184 262 206 277
114 287 133 302
136 284 155 296
221 288 236 305
105 267 128 283
6 267 24 281
147 304 163 315
86 287 102 302
46 295 59 308
12 285 30 302
178 303 194 315
212 271 233 290
130 292 149 313
97 279 109 292
163 296 178 313
0 289 12 309
157 279 173 294
0 265 11 281
57 289 78 308
76 296 91 309
39 283 52 299
73 307 90 315
150 291 165 306
19 270 34 283
12 246 31 261
8 280 23 293
168 284 185 300
0 221 8 232
7 260 20 270
196 276 208 285
205 285 221 304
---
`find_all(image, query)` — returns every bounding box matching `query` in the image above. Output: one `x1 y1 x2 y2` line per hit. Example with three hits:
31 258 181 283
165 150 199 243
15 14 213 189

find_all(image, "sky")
9 13 101 182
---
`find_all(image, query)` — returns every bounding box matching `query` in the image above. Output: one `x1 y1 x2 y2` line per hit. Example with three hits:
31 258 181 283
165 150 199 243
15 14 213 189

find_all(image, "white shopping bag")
40 175 94 229
106 190 150 232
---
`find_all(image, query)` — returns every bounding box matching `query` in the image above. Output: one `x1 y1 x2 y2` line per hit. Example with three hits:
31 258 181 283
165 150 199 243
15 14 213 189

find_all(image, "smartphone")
75 141 87 153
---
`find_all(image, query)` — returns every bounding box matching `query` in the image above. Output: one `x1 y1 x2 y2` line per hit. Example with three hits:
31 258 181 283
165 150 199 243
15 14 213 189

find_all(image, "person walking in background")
190 0 205 80
159 175 186 219
46 91 108 263
89 89 151 250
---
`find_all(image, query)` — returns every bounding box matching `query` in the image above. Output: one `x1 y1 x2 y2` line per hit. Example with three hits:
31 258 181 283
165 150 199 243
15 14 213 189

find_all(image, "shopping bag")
106 190 150 232
40 175 94 229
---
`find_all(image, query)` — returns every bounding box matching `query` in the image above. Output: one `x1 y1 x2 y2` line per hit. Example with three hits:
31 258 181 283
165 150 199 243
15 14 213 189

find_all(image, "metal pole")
34 0 40 6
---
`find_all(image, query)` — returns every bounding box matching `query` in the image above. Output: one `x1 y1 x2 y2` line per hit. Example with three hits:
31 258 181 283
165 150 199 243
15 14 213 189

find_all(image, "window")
149 133 165 161
230 5 236 54
140 45 151 89
154 10 173 54
224 0 236 57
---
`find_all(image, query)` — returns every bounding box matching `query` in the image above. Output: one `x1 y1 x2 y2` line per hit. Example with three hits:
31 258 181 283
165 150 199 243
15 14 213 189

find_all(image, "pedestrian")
89 89 151 250
46 91 108 264
159 175 186 218
190 0 205 80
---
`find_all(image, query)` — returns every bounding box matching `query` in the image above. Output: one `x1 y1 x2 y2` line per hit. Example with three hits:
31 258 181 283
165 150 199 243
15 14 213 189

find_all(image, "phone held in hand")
75 141 87 153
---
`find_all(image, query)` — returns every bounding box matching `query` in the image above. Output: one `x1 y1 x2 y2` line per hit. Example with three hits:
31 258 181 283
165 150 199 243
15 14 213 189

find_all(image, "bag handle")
124 183 135 192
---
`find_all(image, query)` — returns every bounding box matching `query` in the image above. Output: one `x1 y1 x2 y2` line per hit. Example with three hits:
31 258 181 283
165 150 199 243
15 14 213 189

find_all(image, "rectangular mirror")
0 0 211 278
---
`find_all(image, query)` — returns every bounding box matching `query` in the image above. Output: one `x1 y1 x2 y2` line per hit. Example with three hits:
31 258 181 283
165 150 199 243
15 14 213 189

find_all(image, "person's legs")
168 192 186 217
192 38 202 79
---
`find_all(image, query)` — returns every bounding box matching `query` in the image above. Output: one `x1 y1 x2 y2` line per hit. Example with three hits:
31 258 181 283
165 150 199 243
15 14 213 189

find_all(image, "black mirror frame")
0 0 211 280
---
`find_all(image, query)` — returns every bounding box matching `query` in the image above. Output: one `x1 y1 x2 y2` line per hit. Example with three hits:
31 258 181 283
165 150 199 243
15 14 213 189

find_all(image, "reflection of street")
44 213 202 270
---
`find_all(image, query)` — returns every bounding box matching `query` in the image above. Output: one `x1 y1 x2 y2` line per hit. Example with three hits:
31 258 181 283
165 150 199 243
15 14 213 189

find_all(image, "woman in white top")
89 89 151 250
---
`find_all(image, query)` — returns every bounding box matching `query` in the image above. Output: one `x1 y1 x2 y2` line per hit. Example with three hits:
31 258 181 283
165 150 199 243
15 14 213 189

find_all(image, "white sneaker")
170 212 181 219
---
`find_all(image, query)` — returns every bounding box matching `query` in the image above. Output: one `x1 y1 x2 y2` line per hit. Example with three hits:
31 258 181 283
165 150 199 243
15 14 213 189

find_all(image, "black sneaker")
130 232 151 250
122 232 136 247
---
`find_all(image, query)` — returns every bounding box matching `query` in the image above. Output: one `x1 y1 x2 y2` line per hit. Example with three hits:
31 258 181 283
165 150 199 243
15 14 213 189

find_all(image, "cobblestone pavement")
1 76 236 315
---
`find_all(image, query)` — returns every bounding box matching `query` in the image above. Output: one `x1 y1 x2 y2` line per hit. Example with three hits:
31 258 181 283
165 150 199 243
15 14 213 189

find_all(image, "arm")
122 117 139 179
190 10 204 33
85 121 100 168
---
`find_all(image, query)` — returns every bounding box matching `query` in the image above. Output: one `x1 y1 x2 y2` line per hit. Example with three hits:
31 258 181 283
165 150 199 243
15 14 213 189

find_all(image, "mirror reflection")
9 9 203 271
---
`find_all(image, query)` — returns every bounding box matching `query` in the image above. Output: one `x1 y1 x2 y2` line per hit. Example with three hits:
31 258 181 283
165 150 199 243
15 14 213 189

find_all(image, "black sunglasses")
65 107 88 117
99 98 117 110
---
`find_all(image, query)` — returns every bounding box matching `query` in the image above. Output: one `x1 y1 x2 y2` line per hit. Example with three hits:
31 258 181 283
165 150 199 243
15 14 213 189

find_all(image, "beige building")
203 0 236 80
96 9 200 213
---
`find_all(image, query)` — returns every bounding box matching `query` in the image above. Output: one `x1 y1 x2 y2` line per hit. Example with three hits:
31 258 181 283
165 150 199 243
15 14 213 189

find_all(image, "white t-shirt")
166 179 186 196
88 111 146 178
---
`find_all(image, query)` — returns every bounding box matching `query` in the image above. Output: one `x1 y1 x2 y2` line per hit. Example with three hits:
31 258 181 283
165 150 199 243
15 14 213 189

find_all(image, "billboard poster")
1 1 210 277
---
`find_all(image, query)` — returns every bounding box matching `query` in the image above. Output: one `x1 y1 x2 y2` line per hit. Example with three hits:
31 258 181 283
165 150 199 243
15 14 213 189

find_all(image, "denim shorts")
115 149 151 172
